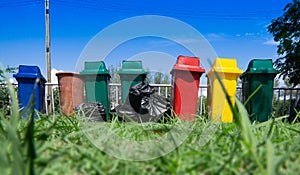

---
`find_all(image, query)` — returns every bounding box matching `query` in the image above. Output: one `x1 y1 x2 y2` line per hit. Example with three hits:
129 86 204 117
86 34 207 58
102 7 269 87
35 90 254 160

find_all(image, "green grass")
0 76 300 175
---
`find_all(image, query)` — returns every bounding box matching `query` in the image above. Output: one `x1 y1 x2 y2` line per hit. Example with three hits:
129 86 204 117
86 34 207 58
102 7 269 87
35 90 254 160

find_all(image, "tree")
108 65 121 83
154 72 163 84
0 66 16 81
0 66 17 115
268 0 300 87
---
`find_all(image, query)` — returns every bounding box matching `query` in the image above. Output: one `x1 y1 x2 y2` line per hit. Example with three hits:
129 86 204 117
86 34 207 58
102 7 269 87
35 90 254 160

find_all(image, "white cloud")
205 33 226 40
205 33 221 38
148 38 201 48
263 39 279 46
245 32 255 36
277 77 286 88
51 68 64 84
175 38 202 44
9 78 16 84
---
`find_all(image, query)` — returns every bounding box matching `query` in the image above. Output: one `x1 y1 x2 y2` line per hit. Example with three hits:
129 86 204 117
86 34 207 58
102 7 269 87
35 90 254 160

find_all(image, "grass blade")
243 84 263 106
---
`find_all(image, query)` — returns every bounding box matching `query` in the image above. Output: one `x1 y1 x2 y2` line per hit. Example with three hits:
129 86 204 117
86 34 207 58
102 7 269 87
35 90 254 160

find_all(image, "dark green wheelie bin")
80 61 111 121
240 59 278 122
117 60 147 103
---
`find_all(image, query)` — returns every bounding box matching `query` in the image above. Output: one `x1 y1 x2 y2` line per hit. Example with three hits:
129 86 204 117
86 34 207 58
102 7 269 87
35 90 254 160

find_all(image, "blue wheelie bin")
13 65 46 115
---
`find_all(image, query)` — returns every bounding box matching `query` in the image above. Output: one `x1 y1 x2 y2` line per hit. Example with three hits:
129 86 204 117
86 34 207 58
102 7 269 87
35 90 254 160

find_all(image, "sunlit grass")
0 74 299 175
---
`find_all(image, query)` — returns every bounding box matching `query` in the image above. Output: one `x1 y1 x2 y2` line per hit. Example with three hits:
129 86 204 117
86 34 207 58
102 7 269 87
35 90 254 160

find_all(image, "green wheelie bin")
240 59 278 122
80 61 111 121
117 60 147 103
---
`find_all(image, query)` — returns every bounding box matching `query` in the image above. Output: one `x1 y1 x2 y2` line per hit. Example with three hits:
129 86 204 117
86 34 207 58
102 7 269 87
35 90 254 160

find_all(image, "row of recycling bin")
13 56 278 122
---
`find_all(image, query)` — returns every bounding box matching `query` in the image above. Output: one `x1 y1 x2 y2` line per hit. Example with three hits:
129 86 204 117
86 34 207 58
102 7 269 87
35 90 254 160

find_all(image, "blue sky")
0 0 291 82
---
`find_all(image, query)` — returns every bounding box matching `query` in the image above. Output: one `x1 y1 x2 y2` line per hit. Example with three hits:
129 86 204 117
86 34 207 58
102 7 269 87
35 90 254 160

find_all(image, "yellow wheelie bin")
206 58 242 123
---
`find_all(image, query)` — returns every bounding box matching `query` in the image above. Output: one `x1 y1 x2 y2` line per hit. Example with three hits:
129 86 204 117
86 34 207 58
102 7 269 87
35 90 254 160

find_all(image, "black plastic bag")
115 82 172 123
115 104 145 122
142 93 171 117
74 102 106 122
128 82 155 113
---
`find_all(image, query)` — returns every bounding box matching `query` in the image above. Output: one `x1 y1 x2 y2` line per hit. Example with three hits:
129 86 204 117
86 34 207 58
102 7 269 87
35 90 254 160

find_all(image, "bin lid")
207 58 243 74
171 55 205 73
240 59 278 78
56 72 81 78
80 61 110 75
117 60 147 75
13 65 46 82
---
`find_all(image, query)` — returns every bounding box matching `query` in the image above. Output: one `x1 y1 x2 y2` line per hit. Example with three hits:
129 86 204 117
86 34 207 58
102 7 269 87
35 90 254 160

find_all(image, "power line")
0 0 42 8
0 0 283 21
52 0 282 21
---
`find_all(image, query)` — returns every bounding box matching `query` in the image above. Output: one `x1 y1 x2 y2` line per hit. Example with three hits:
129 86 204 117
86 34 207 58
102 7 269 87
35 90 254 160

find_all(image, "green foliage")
0 66 17 81
197 96 207 116
108 65 121 83
268 0 300 86
52 87 61 114
0 85 12 115
0 73 36 175
148 72 171 84
0 66 17 115
149 72 171 97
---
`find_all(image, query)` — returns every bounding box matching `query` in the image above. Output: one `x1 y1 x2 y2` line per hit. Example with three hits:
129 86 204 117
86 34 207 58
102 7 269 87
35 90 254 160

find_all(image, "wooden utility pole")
45 0 53 113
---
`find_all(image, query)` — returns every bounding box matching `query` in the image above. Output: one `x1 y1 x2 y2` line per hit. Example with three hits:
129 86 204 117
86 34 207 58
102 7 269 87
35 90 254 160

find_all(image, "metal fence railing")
1 83 299 118
273 87 300 118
